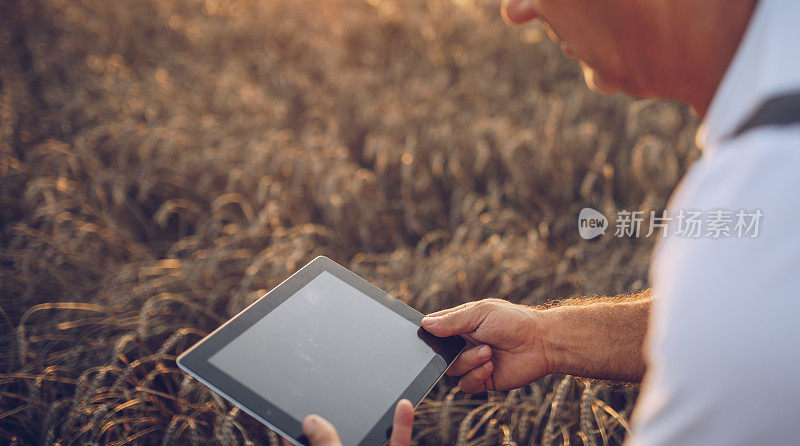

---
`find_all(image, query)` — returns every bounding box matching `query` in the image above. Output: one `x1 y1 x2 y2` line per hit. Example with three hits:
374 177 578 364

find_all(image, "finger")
501 0 539 25
422 302 492 337
388 399 414 446
426 302 475 318
458 361 494 394
446 345 492 376
302 415 342 446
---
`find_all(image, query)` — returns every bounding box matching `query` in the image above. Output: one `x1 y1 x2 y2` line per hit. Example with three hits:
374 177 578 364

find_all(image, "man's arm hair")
537 290 652 382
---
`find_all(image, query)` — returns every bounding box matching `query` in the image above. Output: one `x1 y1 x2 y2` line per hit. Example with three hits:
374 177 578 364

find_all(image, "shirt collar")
697 0 800 152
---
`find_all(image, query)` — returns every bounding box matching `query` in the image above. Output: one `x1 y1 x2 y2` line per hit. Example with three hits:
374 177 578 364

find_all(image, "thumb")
422 304 489 337
302 415 342 446
389 399 414 446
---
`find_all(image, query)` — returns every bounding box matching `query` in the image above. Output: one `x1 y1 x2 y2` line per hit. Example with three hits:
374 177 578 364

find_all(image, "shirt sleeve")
628 133 800 446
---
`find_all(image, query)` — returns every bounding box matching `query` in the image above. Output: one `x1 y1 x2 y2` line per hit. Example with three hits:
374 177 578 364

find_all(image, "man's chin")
580 63 620 94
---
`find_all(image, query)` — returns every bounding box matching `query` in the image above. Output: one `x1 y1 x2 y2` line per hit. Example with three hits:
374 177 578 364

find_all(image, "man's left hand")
300 399 414 446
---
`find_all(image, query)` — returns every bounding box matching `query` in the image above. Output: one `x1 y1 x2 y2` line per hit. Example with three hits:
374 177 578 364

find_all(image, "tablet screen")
208 271 436 445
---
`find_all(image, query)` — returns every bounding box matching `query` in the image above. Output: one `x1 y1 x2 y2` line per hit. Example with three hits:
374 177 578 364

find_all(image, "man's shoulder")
670 126 800 214
652 126 800 298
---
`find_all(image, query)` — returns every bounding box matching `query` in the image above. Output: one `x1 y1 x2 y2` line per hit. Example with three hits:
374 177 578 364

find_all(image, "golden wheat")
1 0 696 443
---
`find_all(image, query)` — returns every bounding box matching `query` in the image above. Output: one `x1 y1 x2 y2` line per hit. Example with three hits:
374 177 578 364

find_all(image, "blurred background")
0 0 701 444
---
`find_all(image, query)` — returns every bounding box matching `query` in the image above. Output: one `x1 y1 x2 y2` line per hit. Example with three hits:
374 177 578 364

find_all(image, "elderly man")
303 0 800 444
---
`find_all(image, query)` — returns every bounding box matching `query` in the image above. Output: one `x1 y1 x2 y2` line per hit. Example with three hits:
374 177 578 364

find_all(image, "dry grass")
0 0 700 444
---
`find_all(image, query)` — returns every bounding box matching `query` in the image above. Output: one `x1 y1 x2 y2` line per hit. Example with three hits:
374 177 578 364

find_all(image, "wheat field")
0 0 701 444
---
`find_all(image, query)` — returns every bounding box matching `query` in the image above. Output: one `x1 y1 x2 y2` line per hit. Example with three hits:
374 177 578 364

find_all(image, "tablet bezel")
177 256 465 446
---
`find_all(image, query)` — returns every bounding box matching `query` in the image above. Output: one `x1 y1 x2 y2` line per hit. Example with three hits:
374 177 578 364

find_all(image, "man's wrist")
527 296 651 381
528 306 561 376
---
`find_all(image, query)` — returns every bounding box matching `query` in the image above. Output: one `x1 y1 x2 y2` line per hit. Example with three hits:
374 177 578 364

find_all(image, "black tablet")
177 256 465 446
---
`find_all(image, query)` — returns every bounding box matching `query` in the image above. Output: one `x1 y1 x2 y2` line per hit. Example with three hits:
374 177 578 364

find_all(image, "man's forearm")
538 290 652 382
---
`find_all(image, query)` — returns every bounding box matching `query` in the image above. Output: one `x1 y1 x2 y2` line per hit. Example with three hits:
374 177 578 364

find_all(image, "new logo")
578 208 608 240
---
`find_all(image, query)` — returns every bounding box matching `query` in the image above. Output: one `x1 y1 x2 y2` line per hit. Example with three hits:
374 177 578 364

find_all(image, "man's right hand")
421 299 552 393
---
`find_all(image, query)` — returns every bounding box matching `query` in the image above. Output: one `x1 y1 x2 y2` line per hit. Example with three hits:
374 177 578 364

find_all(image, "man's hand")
301 399 414 446
422 299 552 393
425 293 652 386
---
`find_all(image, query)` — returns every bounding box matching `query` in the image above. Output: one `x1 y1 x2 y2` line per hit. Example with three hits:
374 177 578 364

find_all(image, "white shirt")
630 0 800 444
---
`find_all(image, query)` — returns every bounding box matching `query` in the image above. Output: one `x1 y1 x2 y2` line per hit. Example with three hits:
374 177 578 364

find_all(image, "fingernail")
422 317 438 326
478 345 491 357
303 415 320 435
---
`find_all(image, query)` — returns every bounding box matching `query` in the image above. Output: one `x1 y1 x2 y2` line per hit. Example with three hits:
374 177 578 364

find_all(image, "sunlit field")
0 0 701 444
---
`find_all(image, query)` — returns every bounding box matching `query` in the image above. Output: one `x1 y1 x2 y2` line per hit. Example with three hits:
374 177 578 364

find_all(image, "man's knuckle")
466 352 478 365
475 300 495 311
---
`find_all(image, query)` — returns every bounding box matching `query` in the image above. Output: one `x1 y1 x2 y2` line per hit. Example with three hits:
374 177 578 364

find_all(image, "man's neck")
665 0 758 117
